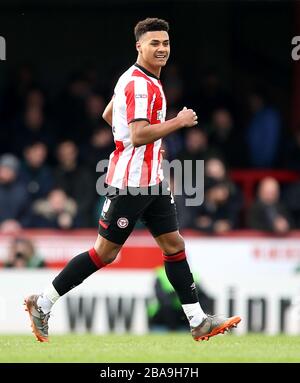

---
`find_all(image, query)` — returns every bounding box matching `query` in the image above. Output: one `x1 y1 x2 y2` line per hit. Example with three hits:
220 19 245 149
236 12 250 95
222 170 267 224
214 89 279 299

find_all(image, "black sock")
163 250 198 304
53 249 105 296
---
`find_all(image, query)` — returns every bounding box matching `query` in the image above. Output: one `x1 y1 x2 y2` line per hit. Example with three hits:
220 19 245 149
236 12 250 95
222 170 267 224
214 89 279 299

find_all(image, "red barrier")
1 229 300 269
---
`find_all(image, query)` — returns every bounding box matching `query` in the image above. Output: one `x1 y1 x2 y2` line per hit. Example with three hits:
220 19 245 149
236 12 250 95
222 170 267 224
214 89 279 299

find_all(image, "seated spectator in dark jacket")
246 90 281 168
82 126 115 175
54 140 95 227
83 93 106 139
161 107 183 161
30 188 80 229
207 108 246 168
177 126 210 165
175 127 212 228
12 104 54 157
205 156 243 221
0 154 29 232
247 177 292 233
4 237 45 268
20 141 54 202
192 178 238 233
283 182 300 228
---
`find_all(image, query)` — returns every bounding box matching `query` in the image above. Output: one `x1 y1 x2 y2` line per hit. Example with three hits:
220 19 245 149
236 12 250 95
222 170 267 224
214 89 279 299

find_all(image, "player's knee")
101 251 119 264
162 234 185 255
94 236 122 265
95 244 121 265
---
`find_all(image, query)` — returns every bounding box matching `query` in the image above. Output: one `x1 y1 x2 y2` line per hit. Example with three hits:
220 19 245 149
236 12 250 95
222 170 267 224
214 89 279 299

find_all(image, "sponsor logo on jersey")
157 110 163 121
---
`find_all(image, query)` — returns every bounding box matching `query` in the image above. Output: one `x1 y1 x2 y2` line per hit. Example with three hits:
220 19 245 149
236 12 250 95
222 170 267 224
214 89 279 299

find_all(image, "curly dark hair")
134 18 169 41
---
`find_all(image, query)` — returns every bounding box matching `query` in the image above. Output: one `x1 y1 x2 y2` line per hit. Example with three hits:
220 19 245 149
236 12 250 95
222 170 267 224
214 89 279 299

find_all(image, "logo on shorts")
117 217 129 229
101 198 111 219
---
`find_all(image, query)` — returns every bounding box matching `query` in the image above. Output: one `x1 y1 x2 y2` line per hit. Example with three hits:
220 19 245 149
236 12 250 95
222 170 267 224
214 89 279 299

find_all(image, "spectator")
0 154 29 231
246 90 281 168
205 156 227 180
84 93 105 130
205 156 243 224
25 88 46 110
20 141 54 202
1 65 35 123
188 69 234 123
178 126 209 163
54 74 91 143
163 64 184 108
247 177 292 233
161 107 183 161
12 104 54 156
283 181 300 229
207 108 246 168
177 126 211 187
30 188 80 229
82 127 115 226
82 126 114 174
4 237 45 268
54 140 95 227
175 127 212 228
192 178 238 233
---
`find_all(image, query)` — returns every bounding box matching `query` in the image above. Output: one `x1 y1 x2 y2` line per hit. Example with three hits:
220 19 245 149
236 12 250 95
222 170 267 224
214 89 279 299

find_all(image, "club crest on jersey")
117 217 129 229
135 93 147 98
157 110 163 121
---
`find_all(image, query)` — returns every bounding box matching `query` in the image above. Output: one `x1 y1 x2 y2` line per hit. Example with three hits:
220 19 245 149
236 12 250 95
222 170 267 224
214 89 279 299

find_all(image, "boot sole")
194 315 241 342
24 298 49 343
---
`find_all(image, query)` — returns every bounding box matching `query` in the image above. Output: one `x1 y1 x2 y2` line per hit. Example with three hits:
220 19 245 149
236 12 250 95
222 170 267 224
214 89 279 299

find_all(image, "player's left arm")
102 98 113 127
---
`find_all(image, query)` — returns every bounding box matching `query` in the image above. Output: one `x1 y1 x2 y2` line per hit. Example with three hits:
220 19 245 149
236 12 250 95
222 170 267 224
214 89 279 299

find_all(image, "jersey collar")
134 63 160 80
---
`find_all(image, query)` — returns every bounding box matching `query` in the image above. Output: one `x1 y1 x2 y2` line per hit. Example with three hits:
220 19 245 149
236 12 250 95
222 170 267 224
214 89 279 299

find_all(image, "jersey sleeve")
125 77 155 124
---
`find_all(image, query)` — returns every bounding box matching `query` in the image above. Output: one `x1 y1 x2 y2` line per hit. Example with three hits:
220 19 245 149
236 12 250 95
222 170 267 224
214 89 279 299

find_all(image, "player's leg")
154 231 241 340
141 187 206 325
152 230 207 327
142 185 241 341
24 235 121 342
25 188 143 342
42 234 121 306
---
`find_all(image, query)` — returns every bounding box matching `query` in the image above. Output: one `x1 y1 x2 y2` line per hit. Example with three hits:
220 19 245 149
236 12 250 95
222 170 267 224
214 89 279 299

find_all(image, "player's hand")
177 106 198 128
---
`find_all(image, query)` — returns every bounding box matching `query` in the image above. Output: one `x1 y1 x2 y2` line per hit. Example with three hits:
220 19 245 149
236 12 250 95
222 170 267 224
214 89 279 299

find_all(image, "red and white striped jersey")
106 63 166 188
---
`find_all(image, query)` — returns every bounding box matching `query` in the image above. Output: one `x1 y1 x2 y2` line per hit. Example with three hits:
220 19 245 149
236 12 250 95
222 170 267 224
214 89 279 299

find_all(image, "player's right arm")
129 107 197 147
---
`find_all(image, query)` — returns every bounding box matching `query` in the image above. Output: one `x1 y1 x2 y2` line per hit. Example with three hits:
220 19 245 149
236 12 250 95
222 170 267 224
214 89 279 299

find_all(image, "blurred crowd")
0 64 300 234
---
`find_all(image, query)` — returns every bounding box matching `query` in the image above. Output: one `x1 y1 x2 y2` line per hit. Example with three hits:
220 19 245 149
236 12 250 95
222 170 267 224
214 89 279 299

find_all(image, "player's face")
137 31 170 71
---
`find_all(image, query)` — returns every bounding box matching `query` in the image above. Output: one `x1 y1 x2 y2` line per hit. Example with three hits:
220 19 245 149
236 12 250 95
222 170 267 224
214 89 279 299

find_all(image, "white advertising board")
0 235 300 334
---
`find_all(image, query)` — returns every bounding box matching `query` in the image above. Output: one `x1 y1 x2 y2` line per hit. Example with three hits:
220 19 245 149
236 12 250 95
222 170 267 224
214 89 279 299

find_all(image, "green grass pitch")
1 333 300 363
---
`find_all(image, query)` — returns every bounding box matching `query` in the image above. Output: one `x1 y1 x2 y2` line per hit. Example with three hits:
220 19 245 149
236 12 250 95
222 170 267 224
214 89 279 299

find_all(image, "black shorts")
98 181 179 245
